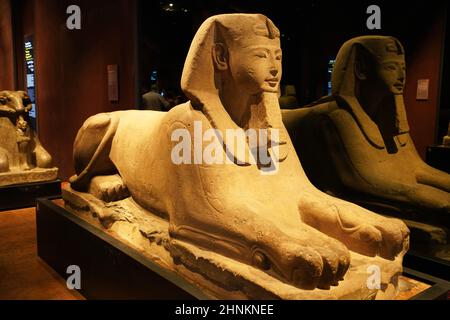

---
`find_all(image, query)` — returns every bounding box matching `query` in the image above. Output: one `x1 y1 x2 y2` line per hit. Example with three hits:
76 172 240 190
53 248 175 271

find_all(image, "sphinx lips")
393 83 404 90
266 78 279 87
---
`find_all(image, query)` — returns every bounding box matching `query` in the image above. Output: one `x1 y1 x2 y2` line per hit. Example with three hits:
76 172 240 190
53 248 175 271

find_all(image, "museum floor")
0 206 84 300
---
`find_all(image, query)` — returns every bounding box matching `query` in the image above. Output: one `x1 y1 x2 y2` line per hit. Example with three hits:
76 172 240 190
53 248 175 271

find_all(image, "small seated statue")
443 122 450 147
65 17 408 297
283 36 450 227
0 90 57 186
279 85 299 109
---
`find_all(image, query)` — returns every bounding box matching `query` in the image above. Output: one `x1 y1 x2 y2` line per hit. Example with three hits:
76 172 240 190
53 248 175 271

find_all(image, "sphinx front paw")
170 220 350 290
299 197 410 261
255 235 350 290
88 174 130 202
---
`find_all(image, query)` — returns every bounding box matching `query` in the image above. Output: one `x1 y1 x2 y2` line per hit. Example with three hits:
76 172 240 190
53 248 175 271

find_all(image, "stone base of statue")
402 218 450 282
403 219 449 264
60 184 415 300
0 167 58 188
0 174 60 211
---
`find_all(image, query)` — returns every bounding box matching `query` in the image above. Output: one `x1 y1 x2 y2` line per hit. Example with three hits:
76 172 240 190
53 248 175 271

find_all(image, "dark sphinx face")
355 39 406 97
374 55 406 95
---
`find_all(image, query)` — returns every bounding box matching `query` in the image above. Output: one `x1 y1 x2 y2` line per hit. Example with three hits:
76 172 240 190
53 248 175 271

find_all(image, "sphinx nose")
11 97 24 111
398 70 405 82
270 68 278 77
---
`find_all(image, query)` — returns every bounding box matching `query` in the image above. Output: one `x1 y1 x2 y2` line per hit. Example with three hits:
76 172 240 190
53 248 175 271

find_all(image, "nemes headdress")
181 14 285 164
331 36 409 148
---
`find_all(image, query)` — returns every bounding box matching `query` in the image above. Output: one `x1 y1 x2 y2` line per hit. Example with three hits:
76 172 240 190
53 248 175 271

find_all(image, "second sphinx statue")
64 16 409 299
283 36 450 227
0 90 57 187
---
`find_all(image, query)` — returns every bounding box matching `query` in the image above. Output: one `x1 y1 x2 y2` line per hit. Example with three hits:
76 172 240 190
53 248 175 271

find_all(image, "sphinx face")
0 91 32 132
373 55 406 95
0 90 32 113
227 37 282 96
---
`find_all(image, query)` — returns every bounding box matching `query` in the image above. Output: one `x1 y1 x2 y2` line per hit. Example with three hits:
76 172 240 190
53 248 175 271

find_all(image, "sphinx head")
0 90 32 131
332 36 410 148
0 90 32 113
181 14 288 164
182 14 283 126
212 15 282 98
333 36 406 98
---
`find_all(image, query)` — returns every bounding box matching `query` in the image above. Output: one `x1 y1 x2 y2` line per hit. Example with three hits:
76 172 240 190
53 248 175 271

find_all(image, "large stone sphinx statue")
283 36 450 228
0 90 57 187
63 17 409 299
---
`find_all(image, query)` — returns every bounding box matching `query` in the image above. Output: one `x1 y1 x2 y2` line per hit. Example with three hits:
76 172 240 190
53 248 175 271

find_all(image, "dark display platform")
0 180 61 211
36 198 209 300
404 249 450 282
426 145 450 174
36 198 450 300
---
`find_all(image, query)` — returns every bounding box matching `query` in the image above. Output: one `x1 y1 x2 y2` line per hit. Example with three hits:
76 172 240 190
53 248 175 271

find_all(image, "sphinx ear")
354 58 367 81
212 43 228 71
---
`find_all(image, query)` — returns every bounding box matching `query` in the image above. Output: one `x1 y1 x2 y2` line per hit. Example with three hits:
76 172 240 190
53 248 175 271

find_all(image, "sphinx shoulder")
164 102 213 132
325 108 365 142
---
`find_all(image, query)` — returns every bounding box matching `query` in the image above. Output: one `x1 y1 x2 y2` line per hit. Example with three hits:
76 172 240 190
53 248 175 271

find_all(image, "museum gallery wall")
0 0 138 179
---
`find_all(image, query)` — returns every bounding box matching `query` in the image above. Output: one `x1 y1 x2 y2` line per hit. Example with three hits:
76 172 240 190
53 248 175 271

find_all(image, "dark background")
140 0 445 102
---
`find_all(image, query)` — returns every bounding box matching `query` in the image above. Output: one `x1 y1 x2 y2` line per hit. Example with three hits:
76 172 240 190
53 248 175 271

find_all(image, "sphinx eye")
276 55 282 61
385 64 397 71
0 97 7 105
254 51 268 58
